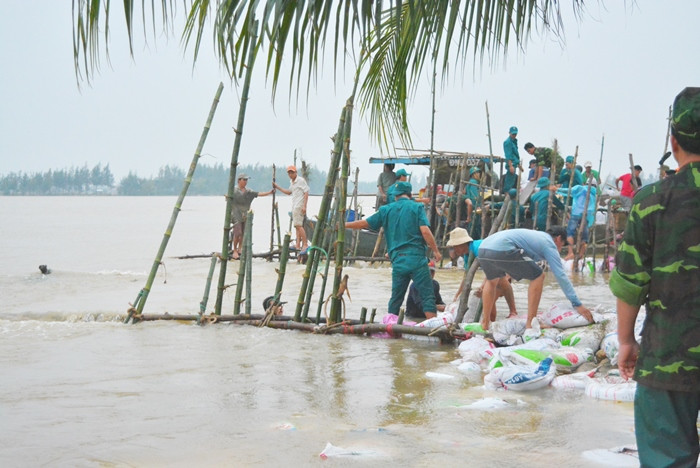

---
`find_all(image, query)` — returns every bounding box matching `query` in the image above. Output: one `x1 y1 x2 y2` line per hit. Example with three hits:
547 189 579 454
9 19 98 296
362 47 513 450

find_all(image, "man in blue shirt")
558 180 598 260
477 227 592 331
346 181 442 316
558 156 583 189
502 126 521 192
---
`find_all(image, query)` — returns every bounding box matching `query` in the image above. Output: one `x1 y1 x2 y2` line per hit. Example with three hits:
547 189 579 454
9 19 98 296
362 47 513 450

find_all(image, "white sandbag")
541 327 562 341
456 361 483 382
485 357 556 391
540 302 593 329
484 338 559 365
417 314 454 328
492 346 592 371
551 372 592 390
601 332 619 365
585 376 636 402
457 335 494 362
490 318 527 346
425 371 455 380
558 323 605 351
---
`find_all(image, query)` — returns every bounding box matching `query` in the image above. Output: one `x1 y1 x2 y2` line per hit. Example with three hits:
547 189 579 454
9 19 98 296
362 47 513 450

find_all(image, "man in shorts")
477 227 592 331
231 173 274 259
274 165 310 252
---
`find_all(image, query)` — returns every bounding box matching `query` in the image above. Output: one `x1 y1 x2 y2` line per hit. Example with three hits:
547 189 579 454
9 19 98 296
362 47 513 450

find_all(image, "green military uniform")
609 87 700 467
365 184 435 315
529 178 565 231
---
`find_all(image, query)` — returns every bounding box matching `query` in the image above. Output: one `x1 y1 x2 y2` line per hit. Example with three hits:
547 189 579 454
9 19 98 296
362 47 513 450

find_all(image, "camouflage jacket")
609 161 700 391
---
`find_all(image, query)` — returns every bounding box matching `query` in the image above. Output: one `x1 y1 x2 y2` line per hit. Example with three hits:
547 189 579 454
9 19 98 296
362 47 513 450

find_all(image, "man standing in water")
230 173 274 260
502 126 521 192
610 87 700 467
346 181 442 316
273 165 310 252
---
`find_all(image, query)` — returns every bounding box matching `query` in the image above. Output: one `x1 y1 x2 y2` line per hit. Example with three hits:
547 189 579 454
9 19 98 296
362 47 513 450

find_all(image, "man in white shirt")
274 165 310 251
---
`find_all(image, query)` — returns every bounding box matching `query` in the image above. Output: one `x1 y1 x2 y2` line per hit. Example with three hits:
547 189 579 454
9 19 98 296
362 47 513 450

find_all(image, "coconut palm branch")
72 0 580 147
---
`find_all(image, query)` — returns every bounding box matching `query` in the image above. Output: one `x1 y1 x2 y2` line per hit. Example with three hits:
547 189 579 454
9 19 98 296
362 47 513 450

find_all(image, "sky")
1 2 699 187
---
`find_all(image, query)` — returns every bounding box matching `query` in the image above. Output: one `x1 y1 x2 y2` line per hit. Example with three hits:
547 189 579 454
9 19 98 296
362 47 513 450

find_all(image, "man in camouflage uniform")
609 87 700 467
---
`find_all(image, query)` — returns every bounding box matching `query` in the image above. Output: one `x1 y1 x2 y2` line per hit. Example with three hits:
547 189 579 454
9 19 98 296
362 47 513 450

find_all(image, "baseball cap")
395 168 410 177
238 173 250 180
286 165 297 173
469 166 481 176
446 227 473 247
565 156 574 164
671 87 700 142
536 177 551 189
584 161 593 168
509 126 518 134
393 181 413 197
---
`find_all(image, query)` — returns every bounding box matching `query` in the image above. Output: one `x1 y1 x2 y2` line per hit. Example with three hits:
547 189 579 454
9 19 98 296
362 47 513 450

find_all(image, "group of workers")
360 87 700 467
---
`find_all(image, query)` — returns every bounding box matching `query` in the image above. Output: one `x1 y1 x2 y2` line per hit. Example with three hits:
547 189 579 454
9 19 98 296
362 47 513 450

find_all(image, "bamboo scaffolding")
349 167 361 262
214 20 259 316
125 83 224 323
628 154 639 191
428 55 439 231
314 194 339 323
485 101 496 225
294 105 347 321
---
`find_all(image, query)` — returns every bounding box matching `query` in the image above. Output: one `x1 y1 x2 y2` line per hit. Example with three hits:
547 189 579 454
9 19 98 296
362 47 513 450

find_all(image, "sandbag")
457 335 494 362
485 357 556 391
558 322 605 351
585 376 636 402
540 302 593 329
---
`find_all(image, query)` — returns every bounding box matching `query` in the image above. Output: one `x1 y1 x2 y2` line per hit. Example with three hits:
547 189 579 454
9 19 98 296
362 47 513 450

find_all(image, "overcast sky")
1 2 699 187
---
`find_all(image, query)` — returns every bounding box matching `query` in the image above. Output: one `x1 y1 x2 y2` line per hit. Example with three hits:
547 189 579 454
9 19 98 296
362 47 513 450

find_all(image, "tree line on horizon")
0 162 396 196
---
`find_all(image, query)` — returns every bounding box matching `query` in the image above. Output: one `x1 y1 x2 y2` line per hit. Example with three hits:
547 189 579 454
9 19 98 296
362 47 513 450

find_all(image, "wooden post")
629 154 639 191
274 233 292 299
233 211 250 315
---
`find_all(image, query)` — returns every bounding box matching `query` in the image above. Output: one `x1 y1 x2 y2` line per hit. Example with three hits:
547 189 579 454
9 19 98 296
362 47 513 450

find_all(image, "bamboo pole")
314 196 339 323
199 253 219 318
214 19 259 316
275 233 292 299
485 101 496 225
349 167 361 263
597 134 605 184
275 203 282 250
545 140 559 231
628 154 639 191
294 106 347 321
126 82 224 323
245 212 254 315
233 210 251 315
428 55 439 231
574 178 595 272
329 119 352 323
563 146 579 212
269 164 277 259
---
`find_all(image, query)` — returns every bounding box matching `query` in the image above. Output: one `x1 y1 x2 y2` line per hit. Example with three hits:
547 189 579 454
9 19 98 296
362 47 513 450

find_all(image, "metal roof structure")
369 149 506 166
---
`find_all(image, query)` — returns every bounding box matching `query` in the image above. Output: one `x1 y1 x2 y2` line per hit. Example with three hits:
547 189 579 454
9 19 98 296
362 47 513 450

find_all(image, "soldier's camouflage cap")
672 87 700 140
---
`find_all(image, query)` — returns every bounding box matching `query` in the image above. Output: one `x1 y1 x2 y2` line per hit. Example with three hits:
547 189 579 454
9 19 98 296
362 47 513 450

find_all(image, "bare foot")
506 311 518 318
564 253 574 261
232 251 240 260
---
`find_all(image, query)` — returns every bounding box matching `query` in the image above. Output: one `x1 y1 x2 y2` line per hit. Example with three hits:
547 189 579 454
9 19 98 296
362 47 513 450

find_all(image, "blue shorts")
477 248 543 281
566 215 589 241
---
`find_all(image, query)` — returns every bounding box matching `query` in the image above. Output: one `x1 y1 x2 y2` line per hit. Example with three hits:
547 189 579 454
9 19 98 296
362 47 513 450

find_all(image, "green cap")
394 181 413 197
672 87 700 141
395 168 410 177
565 155 574 164
469 166 481 176
536 177 551 188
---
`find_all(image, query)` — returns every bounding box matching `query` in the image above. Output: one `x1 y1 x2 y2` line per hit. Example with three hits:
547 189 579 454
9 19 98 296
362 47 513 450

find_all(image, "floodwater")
0 196 633 467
